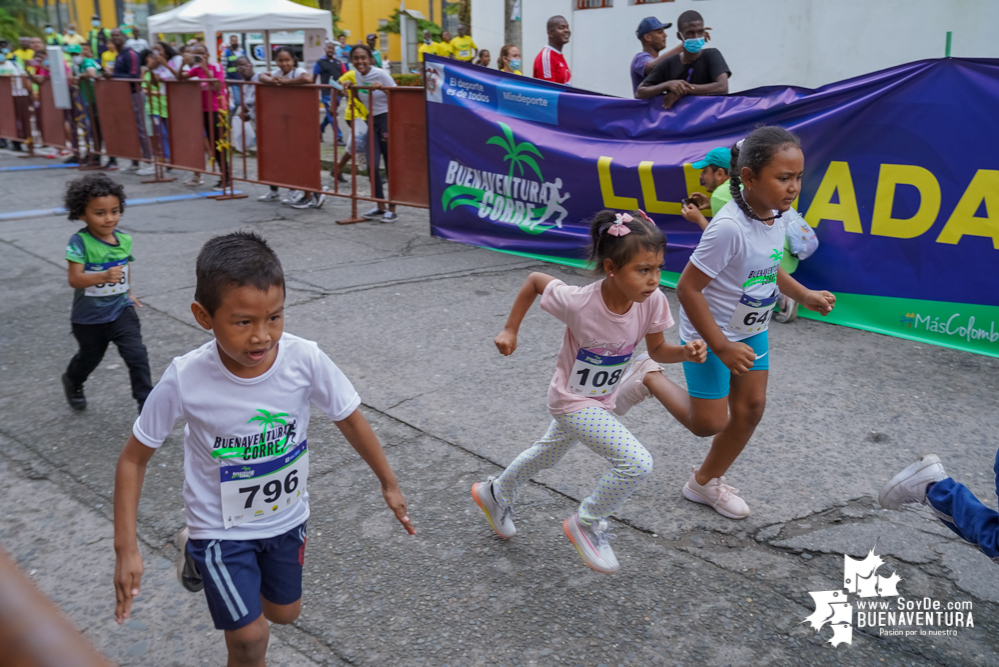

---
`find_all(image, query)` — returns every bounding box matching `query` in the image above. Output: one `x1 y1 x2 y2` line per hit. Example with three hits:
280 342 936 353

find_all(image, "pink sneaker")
612 353 661 416
682 467 750 519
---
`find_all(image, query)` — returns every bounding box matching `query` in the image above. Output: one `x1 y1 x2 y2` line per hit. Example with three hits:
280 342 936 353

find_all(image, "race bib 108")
567 349 632 398
220 441 308 529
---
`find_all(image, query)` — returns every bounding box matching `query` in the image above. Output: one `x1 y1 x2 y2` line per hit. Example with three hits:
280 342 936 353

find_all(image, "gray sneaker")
177 527 203 592
878 455 947 510
257 190 281 202
281 190 305 206
381 211 398 222
471 478 516 538
362 207 385 219
563 514 619 574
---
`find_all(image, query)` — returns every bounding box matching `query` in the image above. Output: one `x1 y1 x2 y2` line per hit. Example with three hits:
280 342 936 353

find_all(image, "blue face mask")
45 27 53 35
1 48 9 54
43 59 50 67
509 58 521 71
92 20 100 28
683 37 705 54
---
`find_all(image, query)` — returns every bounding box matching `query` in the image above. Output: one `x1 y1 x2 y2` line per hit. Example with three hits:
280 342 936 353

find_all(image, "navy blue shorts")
187 521 307 631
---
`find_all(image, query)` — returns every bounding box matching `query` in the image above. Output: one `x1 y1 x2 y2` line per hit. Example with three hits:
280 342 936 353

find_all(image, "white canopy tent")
147 0 334 68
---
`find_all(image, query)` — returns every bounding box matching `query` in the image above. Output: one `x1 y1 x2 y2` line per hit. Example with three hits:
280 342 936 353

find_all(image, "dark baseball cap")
636 17 672 38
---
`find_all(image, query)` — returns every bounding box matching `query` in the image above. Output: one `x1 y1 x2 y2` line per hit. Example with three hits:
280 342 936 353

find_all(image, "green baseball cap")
692 147 732 170
64 44 81 54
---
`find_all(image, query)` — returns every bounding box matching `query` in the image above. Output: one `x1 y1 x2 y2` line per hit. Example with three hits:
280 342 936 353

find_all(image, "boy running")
113 232 414 667
62 173 152 413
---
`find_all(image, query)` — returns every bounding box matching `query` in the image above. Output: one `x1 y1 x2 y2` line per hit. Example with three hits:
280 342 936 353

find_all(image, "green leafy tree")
381 9 443 40
0 0 43 43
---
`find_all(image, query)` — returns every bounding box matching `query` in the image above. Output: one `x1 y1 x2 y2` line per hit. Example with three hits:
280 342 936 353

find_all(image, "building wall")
471 0 999 98
338 0 446 65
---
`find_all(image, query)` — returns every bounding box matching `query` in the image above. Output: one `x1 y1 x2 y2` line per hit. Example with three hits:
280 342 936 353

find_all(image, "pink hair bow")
607 212 633 236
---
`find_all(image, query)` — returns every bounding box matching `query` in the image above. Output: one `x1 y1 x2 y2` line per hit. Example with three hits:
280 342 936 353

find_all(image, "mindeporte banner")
424 55 999 358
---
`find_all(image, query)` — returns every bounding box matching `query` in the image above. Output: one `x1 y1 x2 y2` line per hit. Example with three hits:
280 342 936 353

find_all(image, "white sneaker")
136 165 155 176
774 294 799 323
471 478 516 538
683 467 750 519
177 527 203 592
281 190 305 206
878 455 947 510
612 352 661 416
292 193 326 209
563 514 619 574
257 190 281 202
381 211 398 222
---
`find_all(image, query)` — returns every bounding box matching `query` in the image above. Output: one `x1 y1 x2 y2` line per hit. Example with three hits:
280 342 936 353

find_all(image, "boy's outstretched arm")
494 272 557 355
113 434 156 624
335 409 416 535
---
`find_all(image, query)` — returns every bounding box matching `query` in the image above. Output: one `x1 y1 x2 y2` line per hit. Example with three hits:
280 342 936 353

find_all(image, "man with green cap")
681 146 732 229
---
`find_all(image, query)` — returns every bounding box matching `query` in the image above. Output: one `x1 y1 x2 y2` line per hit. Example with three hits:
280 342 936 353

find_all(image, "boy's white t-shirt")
133 333 360 541
679 199 788 343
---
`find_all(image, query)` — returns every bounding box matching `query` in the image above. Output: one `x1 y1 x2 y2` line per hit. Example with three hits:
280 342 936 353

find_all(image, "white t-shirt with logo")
679 199 788 343
133 333 360 540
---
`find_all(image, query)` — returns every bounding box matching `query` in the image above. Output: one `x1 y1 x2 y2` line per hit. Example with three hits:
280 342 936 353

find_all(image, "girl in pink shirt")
472 210 706 574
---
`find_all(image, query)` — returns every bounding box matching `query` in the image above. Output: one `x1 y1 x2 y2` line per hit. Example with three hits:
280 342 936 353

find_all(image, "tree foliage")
381 9 443 40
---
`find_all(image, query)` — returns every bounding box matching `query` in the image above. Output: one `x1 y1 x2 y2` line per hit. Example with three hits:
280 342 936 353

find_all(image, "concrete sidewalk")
1 155 997 666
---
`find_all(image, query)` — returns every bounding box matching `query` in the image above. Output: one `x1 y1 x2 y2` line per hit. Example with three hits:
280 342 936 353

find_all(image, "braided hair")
587 210 666 275
729 126 801 223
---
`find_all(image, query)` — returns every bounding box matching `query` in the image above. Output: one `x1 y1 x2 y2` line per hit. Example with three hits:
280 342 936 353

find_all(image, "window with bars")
577 0 613 9
378 19 389 51
635 0 674 5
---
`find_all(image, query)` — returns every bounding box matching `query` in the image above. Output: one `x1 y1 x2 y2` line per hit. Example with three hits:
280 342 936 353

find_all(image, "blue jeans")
320 94 341 140
926 450 999 562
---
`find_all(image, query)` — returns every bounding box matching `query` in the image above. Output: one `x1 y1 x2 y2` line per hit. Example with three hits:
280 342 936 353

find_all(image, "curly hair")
64 173 126 221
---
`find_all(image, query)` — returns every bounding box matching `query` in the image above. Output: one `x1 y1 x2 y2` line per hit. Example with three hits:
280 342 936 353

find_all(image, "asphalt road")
1 154 997 666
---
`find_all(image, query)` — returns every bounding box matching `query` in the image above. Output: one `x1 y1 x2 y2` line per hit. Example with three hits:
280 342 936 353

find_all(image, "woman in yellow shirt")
498 45 522 75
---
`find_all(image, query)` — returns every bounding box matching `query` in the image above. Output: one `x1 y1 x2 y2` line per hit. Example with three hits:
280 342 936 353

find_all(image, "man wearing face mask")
636 10 729 109
87 15 112 59
44 24 64 47
63 24 87 47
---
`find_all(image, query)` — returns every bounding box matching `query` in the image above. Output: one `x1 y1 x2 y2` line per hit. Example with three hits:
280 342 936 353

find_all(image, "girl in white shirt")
614 126 836 520
256 47 323 209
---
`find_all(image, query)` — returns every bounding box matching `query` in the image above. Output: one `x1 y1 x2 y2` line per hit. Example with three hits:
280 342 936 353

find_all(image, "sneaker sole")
878 454 941 509
471 483 514 539
682 484 750 519
562 518 619 574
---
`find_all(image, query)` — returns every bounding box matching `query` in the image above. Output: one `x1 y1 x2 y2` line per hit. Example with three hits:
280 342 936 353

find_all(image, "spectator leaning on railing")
106 28 151 174
630 16 676 96
636 10 729 109
342 43 398 222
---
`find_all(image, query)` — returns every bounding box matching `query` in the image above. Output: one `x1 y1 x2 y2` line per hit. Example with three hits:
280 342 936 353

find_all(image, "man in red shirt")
533 15 571 85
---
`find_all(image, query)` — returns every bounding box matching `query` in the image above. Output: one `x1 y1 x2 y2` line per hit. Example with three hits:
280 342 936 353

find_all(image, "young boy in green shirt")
62 173 152 412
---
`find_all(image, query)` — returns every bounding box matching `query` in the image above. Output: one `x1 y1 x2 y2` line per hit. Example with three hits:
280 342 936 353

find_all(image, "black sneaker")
61 373 86 410
177 528 204 592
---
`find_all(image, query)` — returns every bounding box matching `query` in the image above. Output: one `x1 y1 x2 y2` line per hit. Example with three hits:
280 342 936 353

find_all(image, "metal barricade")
1 72 433 218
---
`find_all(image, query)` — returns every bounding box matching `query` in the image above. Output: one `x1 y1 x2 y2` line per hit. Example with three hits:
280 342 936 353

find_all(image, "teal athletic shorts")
681 330 769 400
